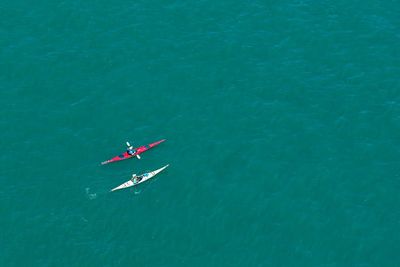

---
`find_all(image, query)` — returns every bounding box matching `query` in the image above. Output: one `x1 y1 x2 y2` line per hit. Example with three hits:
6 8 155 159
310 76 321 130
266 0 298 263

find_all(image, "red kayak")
101 139 165 165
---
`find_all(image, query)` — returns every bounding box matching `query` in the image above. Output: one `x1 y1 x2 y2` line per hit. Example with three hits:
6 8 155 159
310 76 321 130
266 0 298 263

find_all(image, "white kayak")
111 164 169 192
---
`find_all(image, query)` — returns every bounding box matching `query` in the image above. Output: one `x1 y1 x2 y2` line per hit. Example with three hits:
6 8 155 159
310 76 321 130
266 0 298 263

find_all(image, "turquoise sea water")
1 1 400 266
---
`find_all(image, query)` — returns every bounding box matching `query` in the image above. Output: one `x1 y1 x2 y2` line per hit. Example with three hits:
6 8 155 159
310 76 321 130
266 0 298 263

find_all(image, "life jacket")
127 147 136 155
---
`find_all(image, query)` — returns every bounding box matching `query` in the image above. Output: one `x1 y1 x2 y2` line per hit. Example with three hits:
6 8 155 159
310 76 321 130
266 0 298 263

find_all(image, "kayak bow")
101 139 165 165
111 164 169 192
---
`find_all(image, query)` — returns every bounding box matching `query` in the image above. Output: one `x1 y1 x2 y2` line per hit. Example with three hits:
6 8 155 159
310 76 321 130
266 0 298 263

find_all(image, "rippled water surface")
1 1 399 266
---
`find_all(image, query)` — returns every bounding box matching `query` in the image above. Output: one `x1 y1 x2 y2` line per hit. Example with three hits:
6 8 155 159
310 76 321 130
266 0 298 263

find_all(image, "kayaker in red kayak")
126 142 136 156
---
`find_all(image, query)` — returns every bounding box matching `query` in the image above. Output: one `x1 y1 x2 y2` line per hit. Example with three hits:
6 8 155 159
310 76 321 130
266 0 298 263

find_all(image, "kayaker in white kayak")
131 174 143 184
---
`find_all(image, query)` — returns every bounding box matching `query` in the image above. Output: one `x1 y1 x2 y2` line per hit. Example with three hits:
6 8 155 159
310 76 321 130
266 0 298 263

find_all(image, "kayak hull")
111 164 169 192
101 139 165 165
